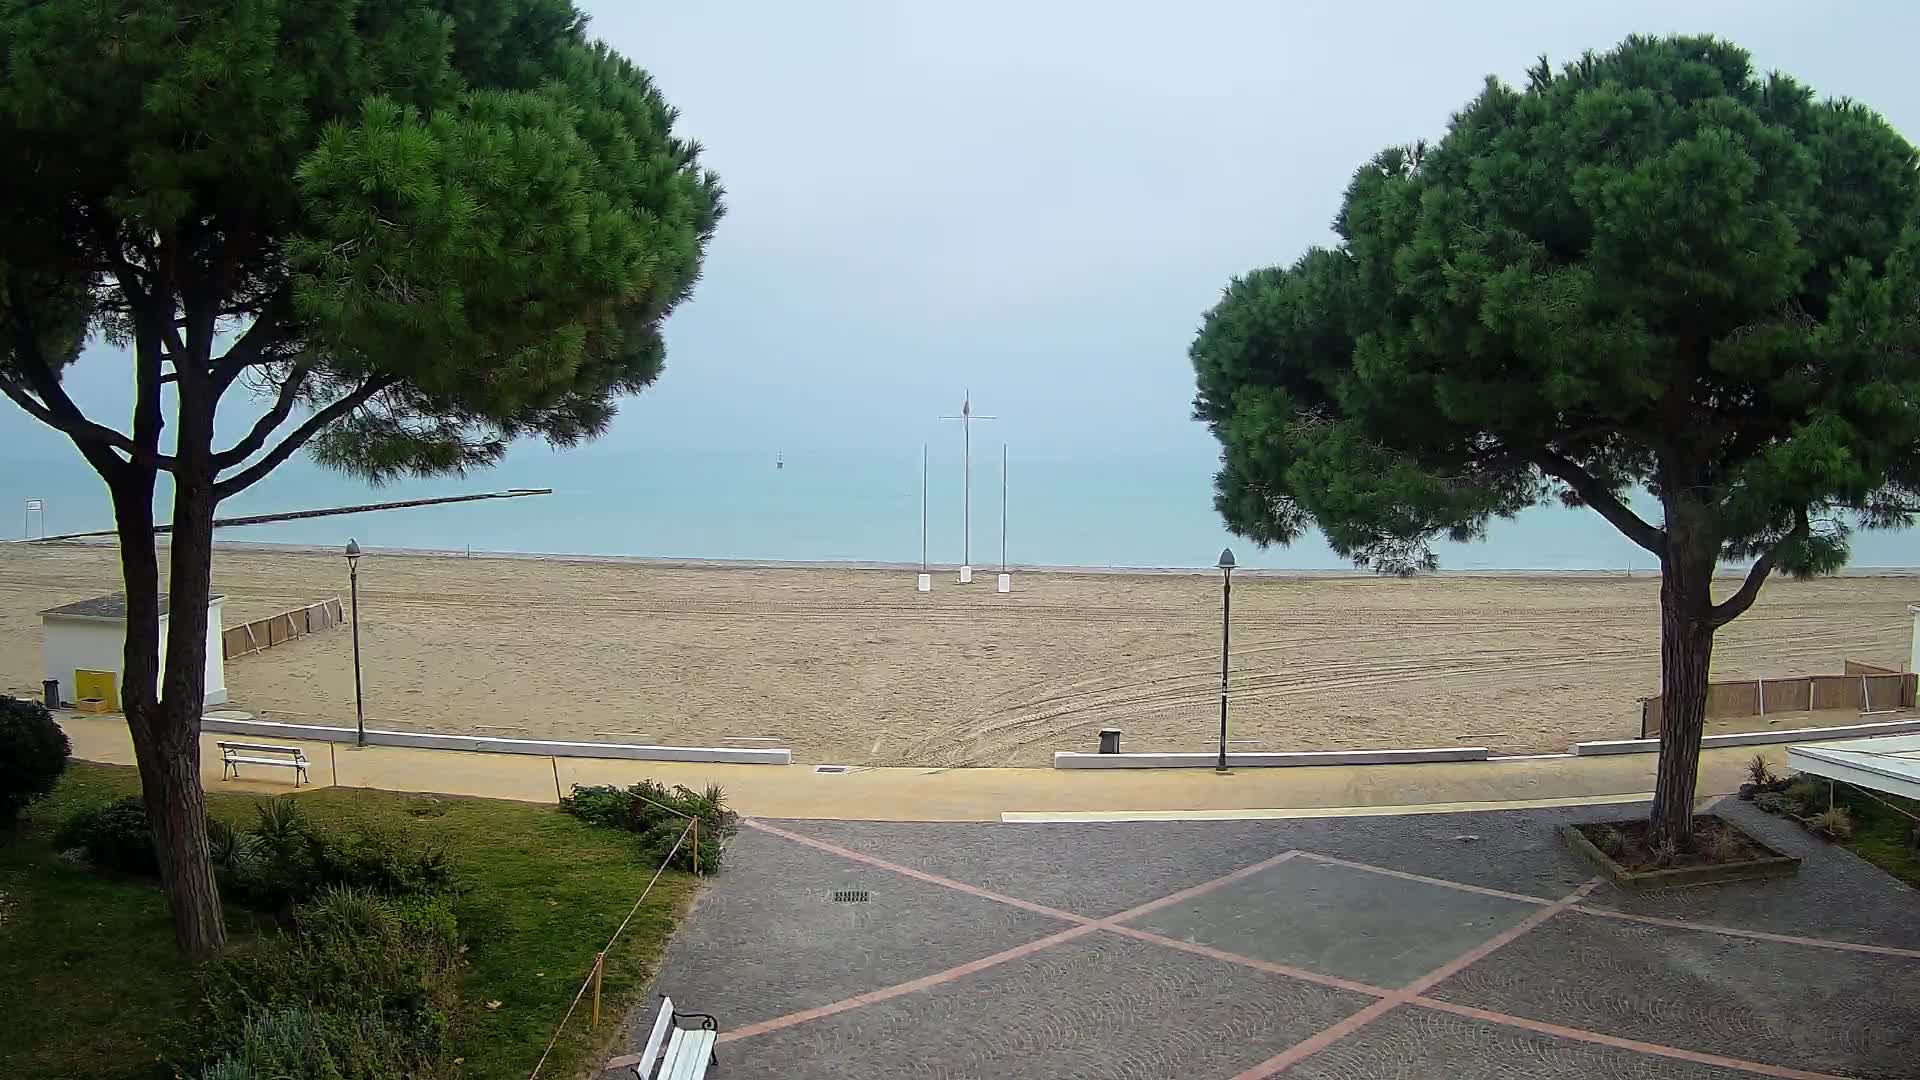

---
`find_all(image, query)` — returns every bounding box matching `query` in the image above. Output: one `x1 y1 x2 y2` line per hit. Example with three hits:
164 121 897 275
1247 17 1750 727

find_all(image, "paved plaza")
621 800 1920 1079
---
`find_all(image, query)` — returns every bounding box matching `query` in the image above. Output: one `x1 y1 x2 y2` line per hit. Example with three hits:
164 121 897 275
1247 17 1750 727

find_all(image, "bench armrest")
671 1010 719 1031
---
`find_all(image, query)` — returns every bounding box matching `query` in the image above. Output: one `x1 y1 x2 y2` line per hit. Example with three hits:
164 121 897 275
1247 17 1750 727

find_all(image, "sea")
4 441 1916 573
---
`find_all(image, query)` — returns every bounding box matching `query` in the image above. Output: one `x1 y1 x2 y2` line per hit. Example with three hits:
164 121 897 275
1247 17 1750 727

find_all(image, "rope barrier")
526 817 695 1080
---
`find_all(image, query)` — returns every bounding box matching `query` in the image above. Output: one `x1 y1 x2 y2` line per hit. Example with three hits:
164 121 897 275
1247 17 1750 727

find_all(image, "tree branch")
1530 448 1667 556
2 285 172 472
211 361 312 468
212 375 397 500
1710 510 1809 628
211 287 292 395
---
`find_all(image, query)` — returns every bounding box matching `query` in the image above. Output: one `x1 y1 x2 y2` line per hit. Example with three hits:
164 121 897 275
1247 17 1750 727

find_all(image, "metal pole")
1001 443 1007 572
921 444 928 573
963 403 971 568
350 563 366 748
1217 567 1231 772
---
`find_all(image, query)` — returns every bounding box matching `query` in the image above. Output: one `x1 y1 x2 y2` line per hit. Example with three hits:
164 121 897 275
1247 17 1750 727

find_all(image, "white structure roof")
1787 734 1920 801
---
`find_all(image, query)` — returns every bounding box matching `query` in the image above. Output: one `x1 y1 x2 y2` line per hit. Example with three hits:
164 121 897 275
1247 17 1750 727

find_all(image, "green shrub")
57 796 159 875
1784 778 1827 815
0 695 70 826
1810 805 1854 841
202 886 461 1078
561 779 736 871
221 799 453 911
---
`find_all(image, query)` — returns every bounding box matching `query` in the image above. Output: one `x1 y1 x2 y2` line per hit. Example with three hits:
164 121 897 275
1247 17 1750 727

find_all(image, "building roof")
40 592 224 620
1787 733 1920 802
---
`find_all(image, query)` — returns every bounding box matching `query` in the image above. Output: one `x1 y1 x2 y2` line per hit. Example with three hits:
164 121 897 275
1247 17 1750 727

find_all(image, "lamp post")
345 539 366 748
1216 548 1235 773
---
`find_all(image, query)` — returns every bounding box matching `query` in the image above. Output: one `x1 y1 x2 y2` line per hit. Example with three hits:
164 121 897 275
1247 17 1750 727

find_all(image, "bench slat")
673 1030 715 1080
218 742 306 756
227 756 306 767
632 998 675 1078
658 1029 689 1080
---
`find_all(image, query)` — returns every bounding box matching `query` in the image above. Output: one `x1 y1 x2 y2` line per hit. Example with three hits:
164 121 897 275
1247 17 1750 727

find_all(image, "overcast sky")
8 1 1919 465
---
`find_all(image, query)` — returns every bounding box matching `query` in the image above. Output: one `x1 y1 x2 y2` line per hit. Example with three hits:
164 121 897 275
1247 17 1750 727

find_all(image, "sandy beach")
1 542 1913 766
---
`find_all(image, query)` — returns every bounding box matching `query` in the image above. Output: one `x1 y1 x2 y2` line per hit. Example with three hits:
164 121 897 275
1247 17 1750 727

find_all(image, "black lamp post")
1216 547 1235 773
345 539 366 748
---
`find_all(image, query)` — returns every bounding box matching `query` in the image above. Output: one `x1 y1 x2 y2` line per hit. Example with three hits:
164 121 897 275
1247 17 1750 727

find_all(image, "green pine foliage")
1193 34 1919 577
0 696 69 826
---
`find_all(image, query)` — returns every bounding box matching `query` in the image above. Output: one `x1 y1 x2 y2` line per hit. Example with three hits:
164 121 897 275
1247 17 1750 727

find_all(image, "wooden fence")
222 597 345 660
1639 659 1917 738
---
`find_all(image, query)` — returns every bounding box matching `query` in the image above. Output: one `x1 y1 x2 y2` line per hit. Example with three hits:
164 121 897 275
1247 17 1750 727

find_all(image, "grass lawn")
1832 784 1920 889
0 762 700 1080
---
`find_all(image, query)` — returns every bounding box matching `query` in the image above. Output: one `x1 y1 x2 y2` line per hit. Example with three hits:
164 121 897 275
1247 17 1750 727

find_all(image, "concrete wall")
200 715 791 764
42 597 227 708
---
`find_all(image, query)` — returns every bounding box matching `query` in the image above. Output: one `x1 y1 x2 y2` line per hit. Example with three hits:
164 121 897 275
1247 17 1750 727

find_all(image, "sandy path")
1 543 1912 766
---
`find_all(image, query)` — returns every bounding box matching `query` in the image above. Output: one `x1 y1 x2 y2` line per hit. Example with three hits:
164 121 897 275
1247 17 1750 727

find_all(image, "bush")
221 799 454 911
1809 805 1854 841
201 886 462 1079
561 779 735 871
1784 778 1827 815
1745 754 1777 788
0 695 69 826
57 796 159 875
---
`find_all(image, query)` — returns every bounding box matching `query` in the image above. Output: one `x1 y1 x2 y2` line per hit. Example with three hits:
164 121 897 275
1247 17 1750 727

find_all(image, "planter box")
1560 819 1801 891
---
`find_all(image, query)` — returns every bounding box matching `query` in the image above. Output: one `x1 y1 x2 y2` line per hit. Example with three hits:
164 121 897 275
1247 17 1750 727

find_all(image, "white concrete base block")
959 564 973 583
199 715 792 764
1053 747 1489 769
916 573 932 592
996 573 1011 593
1572 716 1920 756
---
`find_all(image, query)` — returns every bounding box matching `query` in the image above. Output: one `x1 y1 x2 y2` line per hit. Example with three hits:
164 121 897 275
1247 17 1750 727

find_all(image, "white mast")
940 391 995 583
996 443 1011 593
916 444 931 592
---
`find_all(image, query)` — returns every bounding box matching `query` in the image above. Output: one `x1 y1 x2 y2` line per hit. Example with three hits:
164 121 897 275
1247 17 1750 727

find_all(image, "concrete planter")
1560 819 1801 891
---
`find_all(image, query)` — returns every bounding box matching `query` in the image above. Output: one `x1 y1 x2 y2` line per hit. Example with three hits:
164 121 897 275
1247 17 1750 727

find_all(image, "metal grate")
832 890 870 903
814 765 850 774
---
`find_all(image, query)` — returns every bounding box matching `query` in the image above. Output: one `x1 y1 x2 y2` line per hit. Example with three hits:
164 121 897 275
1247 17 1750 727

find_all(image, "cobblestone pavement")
619 800 1920 1079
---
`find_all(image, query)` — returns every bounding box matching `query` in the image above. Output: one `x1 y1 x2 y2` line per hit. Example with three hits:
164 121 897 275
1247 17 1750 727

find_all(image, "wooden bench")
630 996 719 1080
218 741 310 786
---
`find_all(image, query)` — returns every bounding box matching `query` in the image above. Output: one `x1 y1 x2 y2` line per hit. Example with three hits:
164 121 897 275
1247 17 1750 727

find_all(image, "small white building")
41 593 228 709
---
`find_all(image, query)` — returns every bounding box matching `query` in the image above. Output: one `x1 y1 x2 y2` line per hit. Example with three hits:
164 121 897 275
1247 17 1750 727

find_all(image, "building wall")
42 598 229 709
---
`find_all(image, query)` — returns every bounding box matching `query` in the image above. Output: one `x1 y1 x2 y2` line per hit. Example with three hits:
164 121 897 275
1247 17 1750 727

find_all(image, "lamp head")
1217 547 1236 572
345 539 361 568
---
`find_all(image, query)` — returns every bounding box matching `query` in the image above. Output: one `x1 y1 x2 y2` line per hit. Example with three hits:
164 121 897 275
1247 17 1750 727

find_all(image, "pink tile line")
724 822 1896 1080
1410 999 1852 1080
1299 850 1920 962
1225 881 1600 1080
724 821 1302 1045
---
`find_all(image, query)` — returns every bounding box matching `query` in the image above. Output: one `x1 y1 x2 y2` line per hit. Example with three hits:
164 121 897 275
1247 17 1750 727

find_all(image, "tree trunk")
1649 505 1718 852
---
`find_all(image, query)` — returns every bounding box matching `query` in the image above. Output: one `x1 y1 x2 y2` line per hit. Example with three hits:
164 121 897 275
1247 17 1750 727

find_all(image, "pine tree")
1192 35 1919 848
0 0 722 952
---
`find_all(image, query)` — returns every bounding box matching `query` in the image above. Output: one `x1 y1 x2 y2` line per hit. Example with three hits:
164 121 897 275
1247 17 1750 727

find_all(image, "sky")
7 0 1920 483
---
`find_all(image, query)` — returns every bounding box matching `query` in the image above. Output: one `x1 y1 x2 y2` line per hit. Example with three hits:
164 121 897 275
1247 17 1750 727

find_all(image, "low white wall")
1053 747 1489 770
1573 716 1920 756
200 715 791 765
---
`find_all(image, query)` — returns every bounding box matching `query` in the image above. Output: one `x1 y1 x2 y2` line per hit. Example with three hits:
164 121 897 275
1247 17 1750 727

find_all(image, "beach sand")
2 542 1913 766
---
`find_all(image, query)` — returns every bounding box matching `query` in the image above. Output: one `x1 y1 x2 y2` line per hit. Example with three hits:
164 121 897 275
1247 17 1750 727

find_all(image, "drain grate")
832 890 870 903
814 765 850 774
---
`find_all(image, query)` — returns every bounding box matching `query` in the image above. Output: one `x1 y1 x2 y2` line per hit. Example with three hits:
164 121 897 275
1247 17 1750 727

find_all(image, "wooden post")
591 952 604 1028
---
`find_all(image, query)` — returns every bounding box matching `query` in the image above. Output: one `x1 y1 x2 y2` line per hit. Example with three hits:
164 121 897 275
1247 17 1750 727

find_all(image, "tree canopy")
1194 35 1920 589
1 0 723 487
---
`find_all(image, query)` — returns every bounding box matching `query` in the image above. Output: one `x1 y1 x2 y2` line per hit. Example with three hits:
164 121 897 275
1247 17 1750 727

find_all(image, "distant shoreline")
14 535 1920 580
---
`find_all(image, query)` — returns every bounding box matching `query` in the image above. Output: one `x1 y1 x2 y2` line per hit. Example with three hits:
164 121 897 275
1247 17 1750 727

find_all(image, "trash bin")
1098 728 1121 754
43 678 61 709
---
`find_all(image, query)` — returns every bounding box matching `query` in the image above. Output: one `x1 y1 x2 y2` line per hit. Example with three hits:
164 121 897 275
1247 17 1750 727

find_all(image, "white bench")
630 996 719 1080
218 741 310 786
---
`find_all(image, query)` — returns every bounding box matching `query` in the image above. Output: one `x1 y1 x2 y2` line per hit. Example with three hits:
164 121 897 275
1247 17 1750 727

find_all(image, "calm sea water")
4 442 1915 571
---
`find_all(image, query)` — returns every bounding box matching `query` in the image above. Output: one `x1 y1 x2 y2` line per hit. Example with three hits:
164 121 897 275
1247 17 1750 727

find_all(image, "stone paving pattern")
633 798 1920 1079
